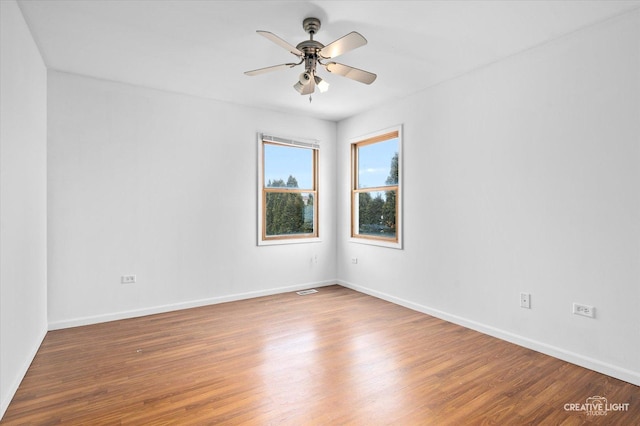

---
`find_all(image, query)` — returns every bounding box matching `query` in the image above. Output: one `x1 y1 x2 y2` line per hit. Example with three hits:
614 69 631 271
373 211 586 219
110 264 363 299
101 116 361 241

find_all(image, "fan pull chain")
309 95 312 103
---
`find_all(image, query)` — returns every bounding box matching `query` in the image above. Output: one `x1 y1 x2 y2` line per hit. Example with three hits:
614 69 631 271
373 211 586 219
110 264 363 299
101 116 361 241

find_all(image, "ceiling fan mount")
245 17 376 96
302 17 321 37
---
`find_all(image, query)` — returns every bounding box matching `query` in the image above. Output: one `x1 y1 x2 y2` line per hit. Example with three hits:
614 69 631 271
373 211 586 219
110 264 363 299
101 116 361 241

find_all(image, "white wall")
0 0 48 418
47 71 337 328
337 10 640 385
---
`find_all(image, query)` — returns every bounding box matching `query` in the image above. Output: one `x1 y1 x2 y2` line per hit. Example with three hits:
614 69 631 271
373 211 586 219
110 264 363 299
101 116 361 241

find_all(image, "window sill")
349 237 402 250
258 237 322 247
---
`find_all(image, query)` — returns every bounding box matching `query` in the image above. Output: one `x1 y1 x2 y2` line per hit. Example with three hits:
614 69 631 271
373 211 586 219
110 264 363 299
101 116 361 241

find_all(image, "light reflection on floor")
257 320 413 423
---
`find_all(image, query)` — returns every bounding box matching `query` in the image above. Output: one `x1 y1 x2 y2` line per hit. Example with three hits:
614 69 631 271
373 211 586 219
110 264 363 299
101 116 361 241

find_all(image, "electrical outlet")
520 292 531 309
351 258 358 264
573 303 595 318
121 275 136 284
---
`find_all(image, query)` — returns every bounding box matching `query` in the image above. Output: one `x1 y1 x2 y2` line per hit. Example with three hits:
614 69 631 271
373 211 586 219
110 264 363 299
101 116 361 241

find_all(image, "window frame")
257 133 320 246
350 126 403 249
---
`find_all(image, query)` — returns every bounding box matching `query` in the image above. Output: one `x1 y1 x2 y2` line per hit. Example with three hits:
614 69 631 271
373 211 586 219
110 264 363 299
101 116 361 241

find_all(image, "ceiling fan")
244 17 377 96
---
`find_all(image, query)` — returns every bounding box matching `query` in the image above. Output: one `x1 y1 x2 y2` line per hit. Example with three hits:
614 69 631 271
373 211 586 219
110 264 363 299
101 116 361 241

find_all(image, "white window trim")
257 132 321 246
349 125 403 250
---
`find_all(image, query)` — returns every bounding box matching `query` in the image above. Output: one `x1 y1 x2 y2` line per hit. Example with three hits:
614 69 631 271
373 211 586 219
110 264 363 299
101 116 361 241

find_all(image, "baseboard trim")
1 328 47 420
43 279 640 385
337 280 640 387
48 280 336 331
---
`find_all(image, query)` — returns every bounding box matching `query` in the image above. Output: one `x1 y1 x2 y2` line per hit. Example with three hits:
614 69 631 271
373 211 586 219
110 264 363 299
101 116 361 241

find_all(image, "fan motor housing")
296 39 324 54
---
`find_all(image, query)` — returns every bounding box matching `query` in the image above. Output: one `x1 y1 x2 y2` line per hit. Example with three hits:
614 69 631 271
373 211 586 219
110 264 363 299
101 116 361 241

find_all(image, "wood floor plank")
2 285 638 424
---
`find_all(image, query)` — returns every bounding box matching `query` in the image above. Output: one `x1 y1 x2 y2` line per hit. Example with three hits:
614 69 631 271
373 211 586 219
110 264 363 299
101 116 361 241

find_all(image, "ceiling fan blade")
319 32 367 59
257 30 303 57
245 63 297 76
325 62 377 84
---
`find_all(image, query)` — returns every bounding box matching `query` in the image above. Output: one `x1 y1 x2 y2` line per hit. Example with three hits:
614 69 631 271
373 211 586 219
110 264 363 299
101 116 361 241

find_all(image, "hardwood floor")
2 285 638 425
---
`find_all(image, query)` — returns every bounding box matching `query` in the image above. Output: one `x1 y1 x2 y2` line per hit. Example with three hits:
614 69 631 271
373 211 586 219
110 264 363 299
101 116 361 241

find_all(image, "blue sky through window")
264 144 313 189
358 137 399 188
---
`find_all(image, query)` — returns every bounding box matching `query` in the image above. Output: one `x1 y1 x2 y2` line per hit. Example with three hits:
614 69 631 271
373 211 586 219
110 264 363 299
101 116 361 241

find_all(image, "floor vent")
296 289 318 296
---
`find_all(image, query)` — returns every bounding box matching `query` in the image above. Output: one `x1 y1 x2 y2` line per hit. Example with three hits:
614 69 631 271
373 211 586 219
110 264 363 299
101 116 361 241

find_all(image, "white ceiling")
18 0 640 121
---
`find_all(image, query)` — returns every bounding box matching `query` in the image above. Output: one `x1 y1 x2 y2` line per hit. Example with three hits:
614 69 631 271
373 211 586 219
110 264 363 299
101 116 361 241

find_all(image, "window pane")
264 144 313 189
265 192 315 236
356 190 396 238
358 138 399 188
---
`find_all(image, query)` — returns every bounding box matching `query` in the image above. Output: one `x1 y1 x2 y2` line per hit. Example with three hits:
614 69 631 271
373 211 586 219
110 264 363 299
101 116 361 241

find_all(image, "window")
258 134 319 245
351 127 402 248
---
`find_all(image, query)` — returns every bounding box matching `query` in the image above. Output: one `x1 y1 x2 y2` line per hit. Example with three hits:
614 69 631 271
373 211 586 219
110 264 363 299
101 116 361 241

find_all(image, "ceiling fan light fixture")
314 75 329 93
299 71 312 85
293 81 305 94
